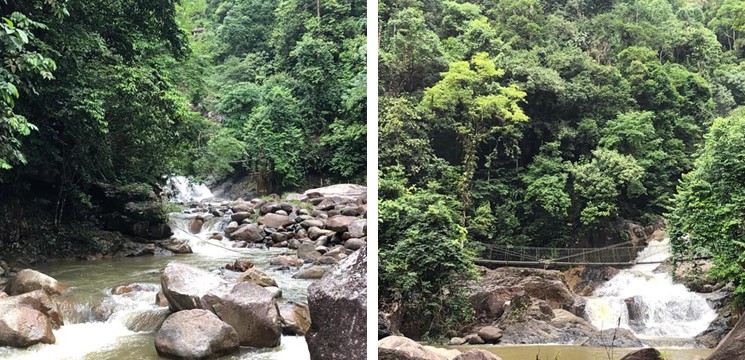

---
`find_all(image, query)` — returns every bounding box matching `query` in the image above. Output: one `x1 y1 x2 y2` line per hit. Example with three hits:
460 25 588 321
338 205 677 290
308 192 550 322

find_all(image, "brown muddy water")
449 344 713 360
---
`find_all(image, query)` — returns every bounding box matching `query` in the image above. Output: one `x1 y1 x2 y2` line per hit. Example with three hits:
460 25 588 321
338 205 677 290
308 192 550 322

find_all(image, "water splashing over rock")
585 238 717 340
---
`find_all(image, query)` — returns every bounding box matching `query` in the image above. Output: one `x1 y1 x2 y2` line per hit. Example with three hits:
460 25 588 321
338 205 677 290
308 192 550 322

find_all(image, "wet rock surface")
7 269 65 296
306 246 367 360
0 306 56 347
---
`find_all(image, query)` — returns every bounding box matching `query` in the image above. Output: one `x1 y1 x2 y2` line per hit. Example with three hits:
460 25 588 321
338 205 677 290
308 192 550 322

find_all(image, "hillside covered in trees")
379 0 745 337
0 0 365 258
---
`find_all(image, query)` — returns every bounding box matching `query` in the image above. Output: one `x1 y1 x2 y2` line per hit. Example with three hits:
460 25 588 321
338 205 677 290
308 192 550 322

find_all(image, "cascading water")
0 208 312 359
584 238 717 340
166 176 214 203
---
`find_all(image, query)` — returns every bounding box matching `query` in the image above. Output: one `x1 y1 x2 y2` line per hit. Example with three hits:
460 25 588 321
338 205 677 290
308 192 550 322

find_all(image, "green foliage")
379 0 742 250
379 0 745 334
379 167 476 337
1 3 64 172
179 0 366 191
669 108 745 301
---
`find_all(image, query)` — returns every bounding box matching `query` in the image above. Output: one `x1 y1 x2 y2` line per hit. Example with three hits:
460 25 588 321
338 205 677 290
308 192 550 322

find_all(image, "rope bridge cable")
478 241 678 267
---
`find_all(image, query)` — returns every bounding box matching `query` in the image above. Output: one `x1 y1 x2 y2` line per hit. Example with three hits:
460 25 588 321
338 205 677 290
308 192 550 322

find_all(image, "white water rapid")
0 208 312 360
166 176 214 203
584 238 717 340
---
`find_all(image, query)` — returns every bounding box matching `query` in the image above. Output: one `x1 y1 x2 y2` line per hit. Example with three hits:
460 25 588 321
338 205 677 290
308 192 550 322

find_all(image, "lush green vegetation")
0 0 364 248
1 0 365 187
175 0 367 190
669 108 745 301
379 0 745 336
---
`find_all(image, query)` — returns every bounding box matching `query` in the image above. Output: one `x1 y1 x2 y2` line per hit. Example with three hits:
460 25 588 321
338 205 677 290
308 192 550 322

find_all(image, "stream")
0 181 314 360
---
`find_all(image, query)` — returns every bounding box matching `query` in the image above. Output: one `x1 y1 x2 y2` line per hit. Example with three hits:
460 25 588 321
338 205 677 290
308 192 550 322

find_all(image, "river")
449 344 712 360
0 188 315 359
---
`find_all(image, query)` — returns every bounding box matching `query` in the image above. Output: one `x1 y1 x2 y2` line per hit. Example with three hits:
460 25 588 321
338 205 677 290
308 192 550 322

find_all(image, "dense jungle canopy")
378 0 745 336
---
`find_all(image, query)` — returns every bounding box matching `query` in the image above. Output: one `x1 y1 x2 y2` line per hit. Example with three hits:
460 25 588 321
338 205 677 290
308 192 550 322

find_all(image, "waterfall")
585 238 717 339
166 176 213 203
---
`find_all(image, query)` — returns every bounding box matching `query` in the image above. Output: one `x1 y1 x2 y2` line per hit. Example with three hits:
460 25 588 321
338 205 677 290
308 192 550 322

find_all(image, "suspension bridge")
475 241 698 269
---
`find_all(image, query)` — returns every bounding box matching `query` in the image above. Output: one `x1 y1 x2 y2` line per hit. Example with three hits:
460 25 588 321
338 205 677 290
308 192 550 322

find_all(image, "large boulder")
279 302 311 335
259 213 294 229
0 306 56 347
303 184 366 200
202 281 281 348
470 267 577 325
0 290 64 329
454 350 503 360
325 215 358 233
154 309 239 359
581 328 643 348
477 326 502 343
237 268 278 287
619 348 661 360
378 336 453 360
306 247 367 360
8 269 65 296
160 262 228 311
707 316 745 360
230 224 264 243
563 265 620 296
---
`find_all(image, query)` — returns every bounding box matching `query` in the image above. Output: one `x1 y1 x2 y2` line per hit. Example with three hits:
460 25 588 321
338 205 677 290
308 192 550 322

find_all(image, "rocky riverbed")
0 183 368 359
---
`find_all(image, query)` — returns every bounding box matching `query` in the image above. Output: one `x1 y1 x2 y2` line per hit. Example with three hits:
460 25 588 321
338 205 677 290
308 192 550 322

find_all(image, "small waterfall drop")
166 176 213 203
585 238 717 339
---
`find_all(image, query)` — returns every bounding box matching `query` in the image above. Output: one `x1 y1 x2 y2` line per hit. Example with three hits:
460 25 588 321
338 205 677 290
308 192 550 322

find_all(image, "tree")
243 79 304 191
422 52 528 224
669 108 745 301
379 167 476 338
1 1 67 173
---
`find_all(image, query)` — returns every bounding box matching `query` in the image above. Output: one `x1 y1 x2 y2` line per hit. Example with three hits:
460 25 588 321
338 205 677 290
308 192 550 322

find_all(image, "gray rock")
8 269 65 296
230 212 252 223
301 219 325 229
348 219 366 238
160 262 228 311
230 224 264 243
293 266 328 280
344 238 366 251
308 226 335 240
154 309 239 359
202 282 281 348
297 243 322 262
306 247 366 360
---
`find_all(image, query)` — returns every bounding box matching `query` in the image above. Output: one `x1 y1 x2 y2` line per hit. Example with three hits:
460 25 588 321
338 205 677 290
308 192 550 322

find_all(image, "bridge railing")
481 242 670 266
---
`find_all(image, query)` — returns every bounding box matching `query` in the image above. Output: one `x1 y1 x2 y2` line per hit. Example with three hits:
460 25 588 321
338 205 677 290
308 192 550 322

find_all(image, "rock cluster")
182 185 368 256
157 261 281 357
380 265 645 349
0 269 66 348
379 336 502 360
